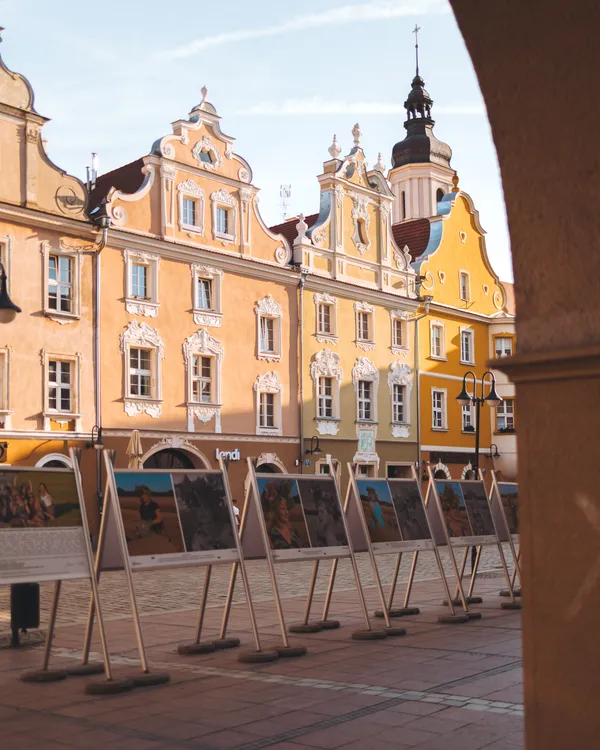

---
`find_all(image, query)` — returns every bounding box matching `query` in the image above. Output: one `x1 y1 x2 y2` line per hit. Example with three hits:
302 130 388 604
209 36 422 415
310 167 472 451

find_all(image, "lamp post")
305 435 323 456
487 443 500 460
456 371 502 477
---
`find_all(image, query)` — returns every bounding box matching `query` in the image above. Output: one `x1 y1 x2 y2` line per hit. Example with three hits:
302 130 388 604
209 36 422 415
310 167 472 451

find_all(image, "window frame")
354 301 375 352
429 321 446 360
310 348 342 434
459 270 471 302
254 370 283 436
128 347 154 399
390 309 409 354
177 179 205 235
496 398 515 432
42 242 82 323
191 264 223 327
352 357 379 424
183 328 223 432
0 347 12 428
431 388 447 431
255 295 282 363
460 326 475 365
314 292 338 344
494 336 514 358
124 249 160 317
392 383 406 424
41 350 82 431
211 189 237 243
462 402 475 432
120 321 164 418
0 234 13 293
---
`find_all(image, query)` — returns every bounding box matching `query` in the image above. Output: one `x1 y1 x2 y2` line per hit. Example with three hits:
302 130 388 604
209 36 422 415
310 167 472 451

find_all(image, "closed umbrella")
125 430 144 469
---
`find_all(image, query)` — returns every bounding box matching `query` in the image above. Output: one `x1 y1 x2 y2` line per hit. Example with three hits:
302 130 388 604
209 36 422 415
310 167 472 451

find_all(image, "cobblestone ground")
0 545 515 635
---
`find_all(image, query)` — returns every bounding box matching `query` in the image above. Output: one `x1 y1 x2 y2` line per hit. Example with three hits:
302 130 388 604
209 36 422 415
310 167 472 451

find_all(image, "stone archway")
141 439 211 470
449 3 600 746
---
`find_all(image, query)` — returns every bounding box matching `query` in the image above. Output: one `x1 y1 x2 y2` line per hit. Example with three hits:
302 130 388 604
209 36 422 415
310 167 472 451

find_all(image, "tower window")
401 191 407 220
436 188 444 203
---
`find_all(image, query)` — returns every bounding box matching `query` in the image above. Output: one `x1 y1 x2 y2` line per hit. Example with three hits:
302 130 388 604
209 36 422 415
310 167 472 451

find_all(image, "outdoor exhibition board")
86 452 270 676
425 469 519 608
488 474 520 593
222 457 398 647
0 449 112 684
342 462 467 622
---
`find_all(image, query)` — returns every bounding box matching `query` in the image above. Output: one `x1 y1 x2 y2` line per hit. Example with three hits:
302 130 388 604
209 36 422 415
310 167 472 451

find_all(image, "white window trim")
35 453 73 469
390 309 410 355
191 263 223 327
0 347 12 428
461 402 476 433
178 179 205 235
41 349 82 431
315 457 341 482
459 270 471 302
431 387 448 431
255 295 282 362
354 301 375 352
183 328 223 433
352 357 379 424
41 241 81 324
459 326 476 365
387 361 413 438
0 234 13 292
429 320 446 361
211 189 237 244
314 292 338 344
254 371 283 436
123 249 160 318
120 321 164 418
496 398 515 432
310 348 343 435
494 335 514 358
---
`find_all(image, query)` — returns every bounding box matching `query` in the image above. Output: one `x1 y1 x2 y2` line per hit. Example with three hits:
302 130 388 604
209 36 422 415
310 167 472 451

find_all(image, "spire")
328 134 341 160
352 123 362 149
374 153 385 172
413 24 421 77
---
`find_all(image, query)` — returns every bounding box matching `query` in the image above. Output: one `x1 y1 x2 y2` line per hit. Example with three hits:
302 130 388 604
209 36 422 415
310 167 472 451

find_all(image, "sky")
0 0 513 281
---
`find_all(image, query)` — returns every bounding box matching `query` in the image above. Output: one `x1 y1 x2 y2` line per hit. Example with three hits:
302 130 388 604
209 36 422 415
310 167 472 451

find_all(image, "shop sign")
215 448 241 461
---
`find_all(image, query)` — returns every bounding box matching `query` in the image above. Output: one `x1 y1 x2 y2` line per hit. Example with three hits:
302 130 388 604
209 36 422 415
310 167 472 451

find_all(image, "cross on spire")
413 24 421 76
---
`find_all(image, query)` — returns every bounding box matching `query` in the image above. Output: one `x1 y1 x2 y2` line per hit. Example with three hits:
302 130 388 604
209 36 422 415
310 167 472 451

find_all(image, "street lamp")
456 370 501 476
487 443 500 460
305 435 323 455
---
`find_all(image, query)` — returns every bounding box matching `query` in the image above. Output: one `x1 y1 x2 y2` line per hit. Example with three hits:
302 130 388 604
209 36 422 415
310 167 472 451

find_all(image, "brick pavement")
0 565 523 750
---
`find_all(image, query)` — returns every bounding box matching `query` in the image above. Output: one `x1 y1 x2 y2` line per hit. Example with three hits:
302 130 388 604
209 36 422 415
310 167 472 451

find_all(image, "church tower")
389 29 454 223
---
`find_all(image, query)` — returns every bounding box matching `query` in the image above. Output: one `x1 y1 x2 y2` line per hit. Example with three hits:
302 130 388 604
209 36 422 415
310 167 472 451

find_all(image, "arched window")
35 453 72 469
143 448 196 470
401 191 407 220
436 188 445 203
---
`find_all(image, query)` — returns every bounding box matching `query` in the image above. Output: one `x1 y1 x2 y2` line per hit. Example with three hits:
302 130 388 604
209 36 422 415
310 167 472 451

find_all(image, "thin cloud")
161 0 450 59
233 98 486 116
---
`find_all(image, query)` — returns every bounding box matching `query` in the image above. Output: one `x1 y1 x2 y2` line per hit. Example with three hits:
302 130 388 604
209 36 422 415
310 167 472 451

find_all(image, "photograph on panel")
172 472 237 552
436 481 472 538
114 471 185 557
356 479 402 544
498 483 519 535
462 482 495 536
257 477 310 550
0 470 81 529
297 478 348 548
388 480 431 541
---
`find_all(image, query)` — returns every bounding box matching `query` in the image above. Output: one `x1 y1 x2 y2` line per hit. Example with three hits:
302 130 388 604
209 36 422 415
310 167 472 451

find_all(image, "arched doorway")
143 448 196 470
35 453 72 469
256 463 279 474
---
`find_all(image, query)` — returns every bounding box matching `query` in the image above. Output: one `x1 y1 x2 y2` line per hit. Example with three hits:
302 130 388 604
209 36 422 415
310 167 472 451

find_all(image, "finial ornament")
328 134 341 160
295 213 308 244
200 86 208 104
352 123 362 148
452 171 460 192
413 24 421 76
375 153 385 172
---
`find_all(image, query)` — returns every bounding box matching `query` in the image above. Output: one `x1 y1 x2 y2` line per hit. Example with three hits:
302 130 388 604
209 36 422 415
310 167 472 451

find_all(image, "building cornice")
427 300 512 324
0 201 92 235
304 275 420 311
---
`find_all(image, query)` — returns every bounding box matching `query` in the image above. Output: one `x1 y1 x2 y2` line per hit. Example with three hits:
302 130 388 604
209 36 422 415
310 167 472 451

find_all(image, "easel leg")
194 565 212 643
498 541 520 609
289 560 322 633
467 546 482 598
21 580 66 683
321 558 339 623
452 547 469 601
219 561 239 639
402 551 420 610
388 553 403 610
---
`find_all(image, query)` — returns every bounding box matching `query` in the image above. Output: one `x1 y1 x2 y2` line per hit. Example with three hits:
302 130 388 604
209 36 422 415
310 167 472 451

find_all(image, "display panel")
355 479 402 544
461 481 495 536
0 469 88 583
388 479 432 541
172 472 236 552
498 482 519 535
256 476 310 551
296 478 348 548
435 481 473 538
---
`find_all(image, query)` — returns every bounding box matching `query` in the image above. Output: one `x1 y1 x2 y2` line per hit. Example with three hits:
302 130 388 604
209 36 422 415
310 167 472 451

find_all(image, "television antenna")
280 184 292 221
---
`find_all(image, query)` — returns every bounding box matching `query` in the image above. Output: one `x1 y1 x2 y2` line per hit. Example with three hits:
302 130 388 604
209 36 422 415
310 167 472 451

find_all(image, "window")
191 356 212 403
354 303 375 350
259 392 275 428
358 380 372 421
48 255 73 313
497 399 515 431
216 207 229 235
182 198 197 227
197 278 212 310
124 249 159 316
495 337 513 358
48 360 72 412
318 304 332 335
392 384 405 423
436 188 445 203
401 191 406 221
357 312 370 341
460 329 474 364
459 272 471 302
0 235 12 292
390 311 409 354
129 348 152 398
432 389 447 429
197 150 213 165
255 295 282 362
462 403 475 431
0 349 8 417
356 463 375 478
430 323 445 358
318 377 334 418
392 319 403 348
211 189 237 242
42 352 81 430
131 263 148 299
192 265 223 326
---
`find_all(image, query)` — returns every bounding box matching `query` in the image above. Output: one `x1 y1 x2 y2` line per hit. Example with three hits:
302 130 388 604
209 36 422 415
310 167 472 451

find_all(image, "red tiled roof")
391 218 431 261
502 281 516 315
269 213 319 246
88 158 146 212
